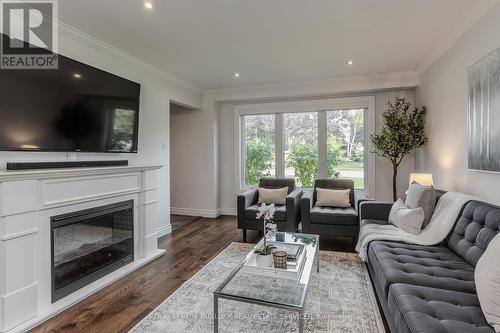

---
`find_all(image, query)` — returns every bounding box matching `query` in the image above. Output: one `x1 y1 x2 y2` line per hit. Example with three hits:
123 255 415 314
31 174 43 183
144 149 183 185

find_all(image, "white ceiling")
58 0 495 91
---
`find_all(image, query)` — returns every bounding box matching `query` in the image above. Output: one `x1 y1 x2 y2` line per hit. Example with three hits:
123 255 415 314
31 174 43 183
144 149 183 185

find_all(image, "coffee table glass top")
214 232 319 310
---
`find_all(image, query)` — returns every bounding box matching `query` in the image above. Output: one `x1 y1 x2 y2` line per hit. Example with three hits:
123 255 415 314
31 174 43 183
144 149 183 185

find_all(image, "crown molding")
203 71 419 102
1 2 201 93
57 20 202 94
417 0 499 75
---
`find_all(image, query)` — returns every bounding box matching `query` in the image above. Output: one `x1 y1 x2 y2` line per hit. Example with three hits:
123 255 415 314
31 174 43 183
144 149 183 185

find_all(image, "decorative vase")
255 253 274 267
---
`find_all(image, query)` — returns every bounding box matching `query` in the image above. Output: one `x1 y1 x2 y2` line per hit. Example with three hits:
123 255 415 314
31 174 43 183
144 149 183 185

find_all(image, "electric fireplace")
50 200 134 302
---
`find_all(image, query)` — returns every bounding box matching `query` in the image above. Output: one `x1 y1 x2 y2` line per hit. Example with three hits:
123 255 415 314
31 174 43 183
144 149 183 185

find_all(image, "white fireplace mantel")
0 165 166 333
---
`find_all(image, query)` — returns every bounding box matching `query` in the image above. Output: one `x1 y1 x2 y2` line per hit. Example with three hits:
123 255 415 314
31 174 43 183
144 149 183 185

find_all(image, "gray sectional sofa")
360 192 499 333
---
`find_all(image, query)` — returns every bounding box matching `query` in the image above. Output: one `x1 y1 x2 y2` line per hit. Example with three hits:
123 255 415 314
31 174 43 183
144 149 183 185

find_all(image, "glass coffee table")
213 232 319 333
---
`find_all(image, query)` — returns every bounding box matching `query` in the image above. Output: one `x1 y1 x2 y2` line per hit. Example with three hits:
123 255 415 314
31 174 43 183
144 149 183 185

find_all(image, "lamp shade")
409 173 434 186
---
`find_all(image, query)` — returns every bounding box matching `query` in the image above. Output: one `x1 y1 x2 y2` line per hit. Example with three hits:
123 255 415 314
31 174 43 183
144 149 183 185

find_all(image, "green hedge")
245 141 274 186
286 139 343 187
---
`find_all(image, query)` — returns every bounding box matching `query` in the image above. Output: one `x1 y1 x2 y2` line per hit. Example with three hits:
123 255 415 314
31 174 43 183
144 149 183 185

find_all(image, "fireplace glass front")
51 200 134 302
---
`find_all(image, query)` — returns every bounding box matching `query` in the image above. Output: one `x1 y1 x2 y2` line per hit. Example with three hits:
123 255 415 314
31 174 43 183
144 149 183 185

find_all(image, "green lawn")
337 161 364 189
338 177 364 189
336 161 364 171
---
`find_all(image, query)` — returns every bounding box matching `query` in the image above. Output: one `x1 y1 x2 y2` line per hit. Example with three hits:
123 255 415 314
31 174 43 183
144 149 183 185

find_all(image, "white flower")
268 204 275 219
256 203 275 222
267 223 277 231
256 203 268 220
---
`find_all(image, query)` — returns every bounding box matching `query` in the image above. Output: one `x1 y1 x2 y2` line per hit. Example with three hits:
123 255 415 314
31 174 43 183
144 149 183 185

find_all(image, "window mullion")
275 113 285 177
318 111 327 178
240 115 246 188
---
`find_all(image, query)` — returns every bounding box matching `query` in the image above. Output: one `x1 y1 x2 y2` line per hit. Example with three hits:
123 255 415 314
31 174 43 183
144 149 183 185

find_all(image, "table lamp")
409 173 434 186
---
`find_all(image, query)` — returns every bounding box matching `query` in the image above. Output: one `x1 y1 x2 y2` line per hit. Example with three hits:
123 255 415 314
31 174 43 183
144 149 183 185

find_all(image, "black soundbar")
7 160 129 171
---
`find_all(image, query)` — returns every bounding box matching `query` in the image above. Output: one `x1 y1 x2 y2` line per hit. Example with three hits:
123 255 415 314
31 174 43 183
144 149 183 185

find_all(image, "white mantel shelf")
0 164 167 333
0 164 163 182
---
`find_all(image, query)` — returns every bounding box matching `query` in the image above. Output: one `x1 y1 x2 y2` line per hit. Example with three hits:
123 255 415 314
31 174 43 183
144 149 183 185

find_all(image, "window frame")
235 96 375 197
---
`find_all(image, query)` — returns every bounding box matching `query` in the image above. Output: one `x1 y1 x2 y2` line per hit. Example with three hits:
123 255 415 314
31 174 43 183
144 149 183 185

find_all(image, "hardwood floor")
30 216 355 333
170 214 200 231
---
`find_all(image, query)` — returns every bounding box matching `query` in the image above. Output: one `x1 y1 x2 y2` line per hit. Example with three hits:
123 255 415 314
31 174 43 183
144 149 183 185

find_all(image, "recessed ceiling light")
347 60 354 66
144 1 153 9
234 73 240 78
73 73 82 79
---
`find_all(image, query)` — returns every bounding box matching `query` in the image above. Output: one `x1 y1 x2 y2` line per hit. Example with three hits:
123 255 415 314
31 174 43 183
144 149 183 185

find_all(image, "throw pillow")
476 233 500 332
388 199 425 235
258 187 288 205
315 188 351 208
405 182 436 228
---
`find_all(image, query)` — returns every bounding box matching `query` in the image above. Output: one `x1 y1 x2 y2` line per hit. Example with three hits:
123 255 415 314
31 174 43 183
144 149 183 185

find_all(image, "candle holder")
273 250 287 269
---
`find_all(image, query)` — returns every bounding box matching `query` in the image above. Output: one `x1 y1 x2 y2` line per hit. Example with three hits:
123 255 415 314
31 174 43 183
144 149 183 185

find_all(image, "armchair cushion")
257 187 288 205
314 179 355 207
315 188 351 208
244 204 287 221
310 206 357 226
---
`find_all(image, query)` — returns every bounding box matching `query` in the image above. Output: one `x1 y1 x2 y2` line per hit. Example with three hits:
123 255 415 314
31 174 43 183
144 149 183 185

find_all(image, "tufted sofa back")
447 200 500 267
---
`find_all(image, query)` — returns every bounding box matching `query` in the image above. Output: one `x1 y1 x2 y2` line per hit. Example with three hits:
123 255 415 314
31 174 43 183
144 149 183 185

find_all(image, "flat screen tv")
0 36 141 153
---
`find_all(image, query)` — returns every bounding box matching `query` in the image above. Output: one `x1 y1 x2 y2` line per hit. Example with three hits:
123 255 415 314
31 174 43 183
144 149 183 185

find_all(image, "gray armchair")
301 179 367 241
237 178 302 242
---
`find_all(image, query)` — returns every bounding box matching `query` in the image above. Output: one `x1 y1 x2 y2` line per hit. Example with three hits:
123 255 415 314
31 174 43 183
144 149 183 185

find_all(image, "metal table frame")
213 233 320 333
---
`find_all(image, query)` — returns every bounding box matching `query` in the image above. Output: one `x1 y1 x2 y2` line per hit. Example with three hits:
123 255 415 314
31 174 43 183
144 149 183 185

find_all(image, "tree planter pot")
255 253 274 267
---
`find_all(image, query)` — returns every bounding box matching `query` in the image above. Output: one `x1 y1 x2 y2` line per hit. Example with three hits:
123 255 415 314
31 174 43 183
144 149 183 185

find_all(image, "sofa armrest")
354 190 370 215
237 188 258 218
359 201 393 221
300 189 314 233
285 189 303 232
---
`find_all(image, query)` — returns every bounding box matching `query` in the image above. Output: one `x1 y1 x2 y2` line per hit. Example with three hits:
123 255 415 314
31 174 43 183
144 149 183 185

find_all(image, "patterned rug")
130 243 385 333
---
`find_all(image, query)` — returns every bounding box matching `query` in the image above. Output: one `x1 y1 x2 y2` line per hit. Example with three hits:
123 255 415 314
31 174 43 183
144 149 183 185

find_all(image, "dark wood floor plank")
29 216 354 333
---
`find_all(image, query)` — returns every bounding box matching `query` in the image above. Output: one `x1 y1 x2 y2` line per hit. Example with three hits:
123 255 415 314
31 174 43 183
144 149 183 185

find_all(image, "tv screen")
0 39 140 153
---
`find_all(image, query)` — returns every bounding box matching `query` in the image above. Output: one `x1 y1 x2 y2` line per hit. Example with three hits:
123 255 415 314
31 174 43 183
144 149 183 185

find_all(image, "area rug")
130 243 385 333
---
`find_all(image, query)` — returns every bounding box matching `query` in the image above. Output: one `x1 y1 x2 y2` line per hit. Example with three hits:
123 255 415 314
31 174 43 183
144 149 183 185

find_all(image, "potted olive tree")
371 97 428 201
255 203 277 267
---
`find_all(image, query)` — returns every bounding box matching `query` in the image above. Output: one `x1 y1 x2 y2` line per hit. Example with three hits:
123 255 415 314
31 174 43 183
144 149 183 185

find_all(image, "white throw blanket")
356 191 478 261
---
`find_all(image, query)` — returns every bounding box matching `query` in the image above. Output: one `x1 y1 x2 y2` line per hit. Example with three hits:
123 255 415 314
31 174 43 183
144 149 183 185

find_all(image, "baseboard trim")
156 225 172 237
170 207 237 218
170 207 221 218
220 207 237 216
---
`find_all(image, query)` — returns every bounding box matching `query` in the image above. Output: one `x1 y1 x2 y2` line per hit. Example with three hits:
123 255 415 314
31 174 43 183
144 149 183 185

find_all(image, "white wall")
170 103 218 216
169 104 219 217
219 90 416 214
415 1 500 204
0 26 202 235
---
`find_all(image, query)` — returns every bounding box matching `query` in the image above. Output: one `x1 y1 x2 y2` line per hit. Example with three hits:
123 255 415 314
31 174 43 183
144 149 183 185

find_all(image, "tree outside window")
241 108 366 189
243 114 275 186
